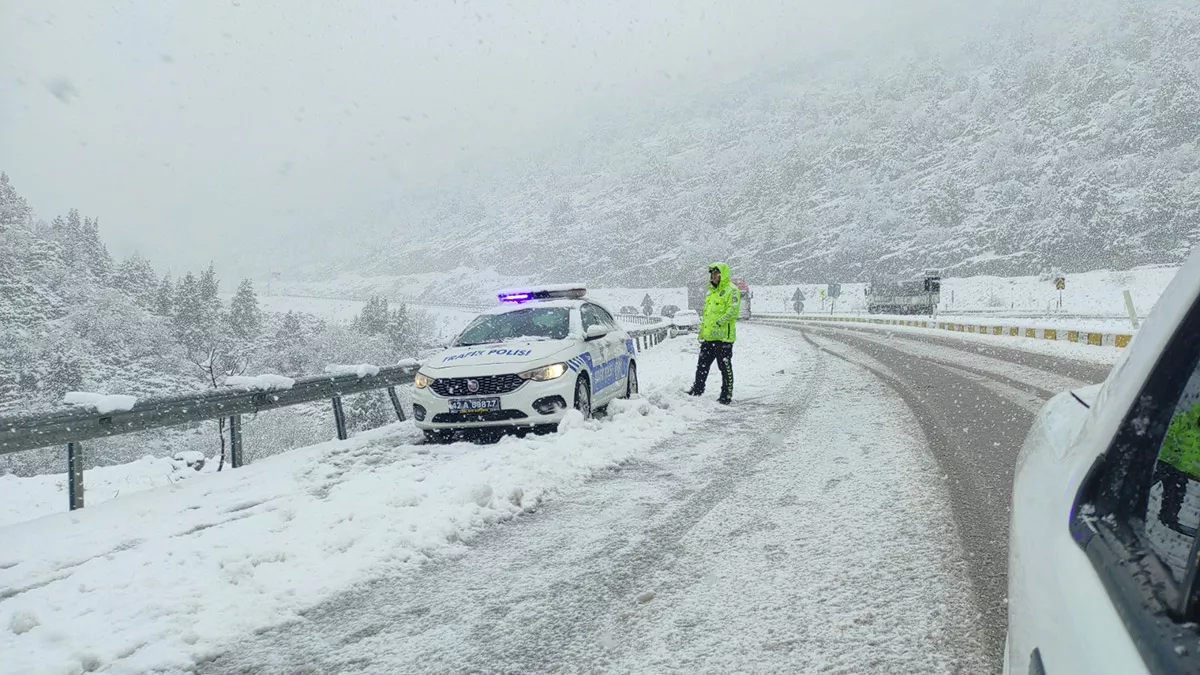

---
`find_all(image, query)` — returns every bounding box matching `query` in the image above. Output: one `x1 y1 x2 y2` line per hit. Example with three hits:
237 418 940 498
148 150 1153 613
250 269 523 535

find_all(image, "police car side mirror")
585 325 609 341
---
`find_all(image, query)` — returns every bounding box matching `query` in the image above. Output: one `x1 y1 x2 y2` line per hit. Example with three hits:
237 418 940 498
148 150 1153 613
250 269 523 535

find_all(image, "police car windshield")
456 307 570 346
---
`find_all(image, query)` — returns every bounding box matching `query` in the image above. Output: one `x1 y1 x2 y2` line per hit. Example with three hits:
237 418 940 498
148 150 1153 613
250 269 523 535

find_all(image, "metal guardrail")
617 313 668 327
0 324 673 513
757 313 1135 348
628 323 671 351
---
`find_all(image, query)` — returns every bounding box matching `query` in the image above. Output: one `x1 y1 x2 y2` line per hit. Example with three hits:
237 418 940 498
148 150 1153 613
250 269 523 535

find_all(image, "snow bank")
2 326 778 674
61 392 138 414
0 454 218 529
395 358 421 368
324 364 381 378
222 374 296 391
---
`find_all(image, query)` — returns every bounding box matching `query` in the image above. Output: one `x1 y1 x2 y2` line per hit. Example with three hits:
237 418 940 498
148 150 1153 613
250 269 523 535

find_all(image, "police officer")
687 262 740 404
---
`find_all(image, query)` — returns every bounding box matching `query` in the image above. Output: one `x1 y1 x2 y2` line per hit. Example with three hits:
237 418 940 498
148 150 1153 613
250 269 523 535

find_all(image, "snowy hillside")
344 0 1198 287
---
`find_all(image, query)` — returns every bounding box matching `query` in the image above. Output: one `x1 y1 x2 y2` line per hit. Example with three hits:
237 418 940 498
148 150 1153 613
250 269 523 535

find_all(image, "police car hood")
426 339 576 373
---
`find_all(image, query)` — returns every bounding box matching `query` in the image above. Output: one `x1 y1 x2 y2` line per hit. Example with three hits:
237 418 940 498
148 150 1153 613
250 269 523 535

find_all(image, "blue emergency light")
497 286 587 303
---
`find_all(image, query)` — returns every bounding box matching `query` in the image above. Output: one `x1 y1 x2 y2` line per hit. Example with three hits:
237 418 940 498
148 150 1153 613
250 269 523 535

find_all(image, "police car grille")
432 410 528 424
432 374 525 397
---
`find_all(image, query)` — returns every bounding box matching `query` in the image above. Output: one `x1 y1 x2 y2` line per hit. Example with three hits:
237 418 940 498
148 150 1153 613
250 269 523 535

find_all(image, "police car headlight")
414 372 435 389
519 363 568 382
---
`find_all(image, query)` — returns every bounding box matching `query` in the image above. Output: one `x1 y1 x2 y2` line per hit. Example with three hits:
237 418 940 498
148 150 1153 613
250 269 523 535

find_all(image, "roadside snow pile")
324 364 381 378
61 392 138 414
222 374 296 390
0 454 218 529
0 329 741 675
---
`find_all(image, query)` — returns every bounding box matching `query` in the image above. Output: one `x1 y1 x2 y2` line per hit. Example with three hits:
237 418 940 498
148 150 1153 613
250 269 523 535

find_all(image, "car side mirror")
585 325 609 340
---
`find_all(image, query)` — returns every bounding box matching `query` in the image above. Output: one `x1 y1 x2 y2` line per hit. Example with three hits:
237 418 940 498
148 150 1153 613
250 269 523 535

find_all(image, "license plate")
449 397 501 413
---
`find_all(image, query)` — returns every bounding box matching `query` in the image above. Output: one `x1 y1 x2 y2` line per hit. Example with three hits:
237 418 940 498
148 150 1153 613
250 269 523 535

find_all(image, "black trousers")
692 341 733 399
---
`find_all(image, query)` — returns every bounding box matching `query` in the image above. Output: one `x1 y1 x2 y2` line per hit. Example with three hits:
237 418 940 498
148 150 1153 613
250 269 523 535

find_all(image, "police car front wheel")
574 375 592 419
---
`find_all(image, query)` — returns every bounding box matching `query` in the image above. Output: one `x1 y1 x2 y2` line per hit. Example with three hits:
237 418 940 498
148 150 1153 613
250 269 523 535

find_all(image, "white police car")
411 285 638 442
1007 250 1200 674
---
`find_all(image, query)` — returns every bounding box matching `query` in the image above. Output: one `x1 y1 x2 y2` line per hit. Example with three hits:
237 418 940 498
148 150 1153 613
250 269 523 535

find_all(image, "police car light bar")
496 284 588 303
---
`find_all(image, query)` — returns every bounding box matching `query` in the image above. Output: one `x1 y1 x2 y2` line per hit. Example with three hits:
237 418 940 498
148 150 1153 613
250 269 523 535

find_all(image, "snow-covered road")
199 326 987 674
1 323 1029 674
787 323 1114 666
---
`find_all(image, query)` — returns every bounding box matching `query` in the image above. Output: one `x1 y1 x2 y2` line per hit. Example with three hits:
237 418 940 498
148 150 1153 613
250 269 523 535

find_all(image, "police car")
411 285 638 442
1006 249 1200 674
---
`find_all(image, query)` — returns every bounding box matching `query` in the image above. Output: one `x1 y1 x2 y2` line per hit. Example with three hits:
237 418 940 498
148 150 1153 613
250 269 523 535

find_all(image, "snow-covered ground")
0 325 984 674
250 294 365 323
586 287 688 315
753 264 1179 331
0 455 219 531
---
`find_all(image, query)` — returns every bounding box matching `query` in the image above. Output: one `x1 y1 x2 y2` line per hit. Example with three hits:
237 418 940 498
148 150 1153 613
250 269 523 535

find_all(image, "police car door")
580 303 616 401
593 304 630 398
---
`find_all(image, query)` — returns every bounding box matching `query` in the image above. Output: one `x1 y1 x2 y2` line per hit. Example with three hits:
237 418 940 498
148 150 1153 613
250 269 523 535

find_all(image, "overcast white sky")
1 0 955 277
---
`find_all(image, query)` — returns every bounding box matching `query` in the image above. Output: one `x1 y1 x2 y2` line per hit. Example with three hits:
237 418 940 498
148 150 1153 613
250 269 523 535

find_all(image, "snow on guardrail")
756 313 1134 348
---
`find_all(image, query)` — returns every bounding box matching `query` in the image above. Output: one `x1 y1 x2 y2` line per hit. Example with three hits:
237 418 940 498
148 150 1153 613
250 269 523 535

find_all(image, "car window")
1144 374 1200 582
1071 301 1200 668
593 305 619 330
456 307 570 345
580 304 605 332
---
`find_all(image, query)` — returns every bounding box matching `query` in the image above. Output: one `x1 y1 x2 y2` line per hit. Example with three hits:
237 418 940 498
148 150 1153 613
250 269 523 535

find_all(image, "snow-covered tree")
228 278 262 341
154 274 174 316
0 172 32 232
173 272 207 352
353 296 391 335
198 263 223 325
112 254 158 309
80 217 113 281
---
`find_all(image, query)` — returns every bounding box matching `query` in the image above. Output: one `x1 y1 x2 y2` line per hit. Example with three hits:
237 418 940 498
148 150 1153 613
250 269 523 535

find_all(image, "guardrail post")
67 442 84 510
387 386 407 422
229 414 244 468
332 396 348 440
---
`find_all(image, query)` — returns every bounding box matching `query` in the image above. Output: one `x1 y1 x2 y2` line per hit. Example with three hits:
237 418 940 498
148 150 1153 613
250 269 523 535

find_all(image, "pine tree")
113 254 158 308
173 272 206 352
228 278 262 342
385 303 412 353
81 217 114 281
61 209 84 266
41 349 84 399
198 263 223 327
154 274 174 316
276 311 303 347
0 172 32 232
354 296 390 335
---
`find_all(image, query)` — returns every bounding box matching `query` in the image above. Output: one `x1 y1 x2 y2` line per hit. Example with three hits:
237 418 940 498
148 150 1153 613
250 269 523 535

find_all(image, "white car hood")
425 339 576 373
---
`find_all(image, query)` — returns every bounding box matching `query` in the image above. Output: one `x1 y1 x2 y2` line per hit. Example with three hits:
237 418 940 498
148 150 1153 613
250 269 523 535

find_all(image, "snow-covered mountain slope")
353 0 1198 286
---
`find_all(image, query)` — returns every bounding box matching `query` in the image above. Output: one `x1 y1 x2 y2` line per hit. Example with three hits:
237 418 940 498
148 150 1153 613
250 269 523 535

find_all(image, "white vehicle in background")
1006 250 1200 674
411 286 637 443
671 309 700 333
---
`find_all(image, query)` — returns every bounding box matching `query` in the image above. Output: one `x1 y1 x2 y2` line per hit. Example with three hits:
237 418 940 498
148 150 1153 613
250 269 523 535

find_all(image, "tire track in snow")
792 324 1110 667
